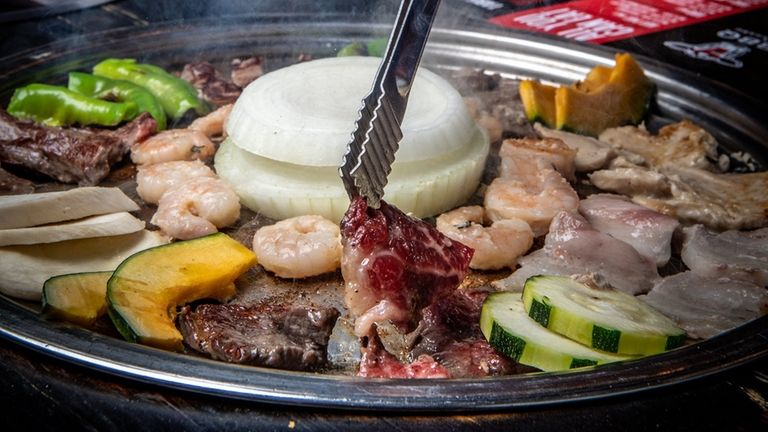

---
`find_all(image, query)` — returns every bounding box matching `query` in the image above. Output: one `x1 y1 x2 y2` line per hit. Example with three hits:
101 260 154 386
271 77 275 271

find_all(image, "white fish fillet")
641 271 768 339
0 230 169 301
681 225 768 286
492 211 659 295
0 187 139 229
579 194 679 266
0 212 145 246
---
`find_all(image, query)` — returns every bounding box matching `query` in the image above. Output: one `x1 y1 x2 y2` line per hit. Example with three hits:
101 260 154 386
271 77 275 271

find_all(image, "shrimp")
499 137 577 181
131 129 216 165
150 177 240 240
189 103 233 138
484 170 579 237
485 137 579 236
136 160 216 204
436 206 533 270
252 215 342 279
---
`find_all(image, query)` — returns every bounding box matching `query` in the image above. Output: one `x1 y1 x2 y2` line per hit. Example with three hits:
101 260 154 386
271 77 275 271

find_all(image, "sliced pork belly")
579 194 679 266
641 271 768 339
535 124 615 172
493 211 659 295
598 120 719 171
588 121 768 231
681 225 768 286
340 197 473 337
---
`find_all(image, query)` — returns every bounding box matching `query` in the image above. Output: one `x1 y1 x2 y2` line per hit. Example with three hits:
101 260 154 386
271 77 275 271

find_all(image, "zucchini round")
480 292 633 372
522 275 686 355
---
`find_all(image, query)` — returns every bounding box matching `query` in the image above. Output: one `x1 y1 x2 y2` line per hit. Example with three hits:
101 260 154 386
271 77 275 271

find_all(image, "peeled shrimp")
136 160 216 204
150 177 240 240
485 167 579 237
131 129 216 165
499 137 576 181
189 103 233 138
436 206 533 270
252 215 342 279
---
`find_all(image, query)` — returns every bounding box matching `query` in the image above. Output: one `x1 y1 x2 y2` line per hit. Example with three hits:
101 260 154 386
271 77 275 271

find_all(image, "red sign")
489 0 768 43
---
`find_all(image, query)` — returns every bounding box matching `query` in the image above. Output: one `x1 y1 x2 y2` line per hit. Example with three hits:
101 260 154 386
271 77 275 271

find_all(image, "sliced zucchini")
42 271 112 325
522 275 686 356
480 292 633 372
107 232 257 351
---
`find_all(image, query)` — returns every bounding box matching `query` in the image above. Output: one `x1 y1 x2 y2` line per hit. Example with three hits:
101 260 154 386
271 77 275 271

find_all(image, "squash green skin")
106 232 257 351
42 271 112 325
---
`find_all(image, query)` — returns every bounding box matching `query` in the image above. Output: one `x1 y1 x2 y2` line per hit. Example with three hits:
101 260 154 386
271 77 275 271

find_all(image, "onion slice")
225 56 477 166
215 127 489 222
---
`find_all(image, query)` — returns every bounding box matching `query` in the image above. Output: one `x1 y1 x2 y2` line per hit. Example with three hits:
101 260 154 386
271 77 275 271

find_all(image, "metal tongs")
339 0 442 208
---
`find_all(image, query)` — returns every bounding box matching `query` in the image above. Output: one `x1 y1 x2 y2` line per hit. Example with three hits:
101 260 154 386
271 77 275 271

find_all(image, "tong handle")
376 0 442 120
338 0 441 207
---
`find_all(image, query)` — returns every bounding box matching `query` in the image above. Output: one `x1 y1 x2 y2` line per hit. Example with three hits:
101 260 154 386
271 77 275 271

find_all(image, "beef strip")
180 61 242 106
230 56 265 88
410 285 518 377
357 333 450 379
0 164 34 194
0 110 155 185
340 196 473 338
178 302 339 371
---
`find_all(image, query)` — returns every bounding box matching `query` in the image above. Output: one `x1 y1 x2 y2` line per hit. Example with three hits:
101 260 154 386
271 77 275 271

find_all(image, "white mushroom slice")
0 212 144 246
0 187 139 229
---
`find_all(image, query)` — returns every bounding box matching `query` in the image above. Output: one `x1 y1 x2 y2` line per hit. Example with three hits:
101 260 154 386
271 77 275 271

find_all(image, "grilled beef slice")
410 285 519 377
179 302 340 371
0 110 155 185
180 61 242 106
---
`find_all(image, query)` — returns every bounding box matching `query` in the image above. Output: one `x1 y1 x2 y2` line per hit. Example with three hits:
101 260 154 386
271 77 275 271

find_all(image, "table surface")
1 1 767 430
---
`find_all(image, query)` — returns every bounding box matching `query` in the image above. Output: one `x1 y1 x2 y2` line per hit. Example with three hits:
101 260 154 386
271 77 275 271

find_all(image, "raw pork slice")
641 271 768 339
579 194 679 266
179 302 340 371
0 110 155 185
493 211 659 295
340 197 473 337
681 225 768 286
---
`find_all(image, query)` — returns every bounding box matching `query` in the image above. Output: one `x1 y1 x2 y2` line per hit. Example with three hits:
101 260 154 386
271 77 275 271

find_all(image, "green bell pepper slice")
68 72 167 130
337 37 388 57
7 83 135 127
92 58 207 120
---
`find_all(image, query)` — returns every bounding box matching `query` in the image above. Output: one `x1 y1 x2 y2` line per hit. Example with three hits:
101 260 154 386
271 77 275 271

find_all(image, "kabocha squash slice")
556 53 654 136
519 53 654 136
42 271 112 325
519 79 557 128
106 233 257 351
